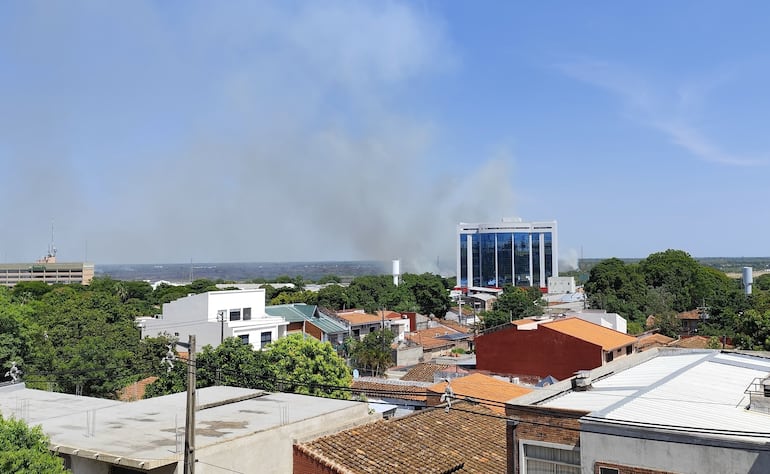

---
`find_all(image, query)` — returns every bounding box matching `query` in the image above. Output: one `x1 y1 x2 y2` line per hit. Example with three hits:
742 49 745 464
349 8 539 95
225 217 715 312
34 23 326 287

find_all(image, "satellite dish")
353 369 360 379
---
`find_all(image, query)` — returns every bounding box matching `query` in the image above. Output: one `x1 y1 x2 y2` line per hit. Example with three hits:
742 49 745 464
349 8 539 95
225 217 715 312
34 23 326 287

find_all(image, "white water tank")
743 267 753 295
392 259 400 286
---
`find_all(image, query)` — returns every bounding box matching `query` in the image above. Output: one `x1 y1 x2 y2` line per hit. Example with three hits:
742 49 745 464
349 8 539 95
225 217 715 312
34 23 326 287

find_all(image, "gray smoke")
0 1 518 273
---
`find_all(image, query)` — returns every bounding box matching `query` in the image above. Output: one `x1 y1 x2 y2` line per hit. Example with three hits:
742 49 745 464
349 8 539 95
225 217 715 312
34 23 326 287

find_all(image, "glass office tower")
457 220 557 289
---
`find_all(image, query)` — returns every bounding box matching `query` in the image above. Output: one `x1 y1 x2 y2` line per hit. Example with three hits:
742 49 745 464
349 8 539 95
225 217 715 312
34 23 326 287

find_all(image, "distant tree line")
582 249 770 345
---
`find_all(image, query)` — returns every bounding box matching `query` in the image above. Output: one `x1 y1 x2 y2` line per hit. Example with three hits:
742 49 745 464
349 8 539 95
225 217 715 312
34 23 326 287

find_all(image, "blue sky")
1 1 768 270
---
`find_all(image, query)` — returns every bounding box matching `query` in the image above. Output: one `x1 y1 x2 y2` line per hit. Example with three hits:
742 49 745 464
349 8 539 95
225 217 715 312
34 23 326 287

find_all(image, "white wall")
580 431 770 474
142 290 287 351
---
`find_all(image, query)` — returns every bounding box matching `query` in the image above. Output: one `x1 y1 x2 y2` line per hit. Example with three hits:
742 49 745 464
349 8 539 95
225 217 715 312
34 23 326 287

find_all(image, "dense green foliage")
348 329 396 376
584 249 758 341
146 334 351 399
0 415 68 473
479 285 545 329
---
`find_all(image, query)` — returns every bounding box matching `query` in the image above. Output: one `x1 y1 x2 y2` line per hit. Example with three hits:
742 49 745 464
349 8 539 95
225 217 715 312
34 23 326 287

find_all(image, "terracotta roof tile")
427 373 532 414
117 376 159 401
336 311 382 325
668 335 732 349
351 379 428 402
406 325 467 350
542 317 637 350
436 318 472 334
637 333 675 351
400 363 453 382
297 402 506 473
677 309 702 320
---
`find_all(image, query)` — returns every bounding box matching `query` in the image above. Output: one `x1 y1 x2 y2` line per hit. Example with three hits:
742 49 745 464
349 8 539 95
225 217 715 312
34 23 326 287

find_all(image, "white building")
141 289 288 351
507 349 770 474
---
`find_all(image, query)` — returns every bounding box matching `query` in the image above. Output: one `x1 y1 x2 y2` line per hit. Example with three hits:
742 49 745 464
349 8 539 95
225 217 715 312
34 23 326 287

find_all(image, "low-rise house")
677 308 707 335
265 304 347 347
350 377 430 409
426 373 532 414
636 332 675 351
506 348 770 474
294 402 507 473
399 362 454 383
0 383 376 473
405 324 471 360
475 316 637 379
140 289 288 351
333 309 410 342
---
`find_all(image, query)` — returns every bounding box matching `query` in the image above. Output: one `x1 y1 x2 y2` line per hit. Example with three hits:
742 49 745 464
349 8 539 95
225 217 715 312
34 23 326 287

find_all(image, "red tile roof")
296 402 507 473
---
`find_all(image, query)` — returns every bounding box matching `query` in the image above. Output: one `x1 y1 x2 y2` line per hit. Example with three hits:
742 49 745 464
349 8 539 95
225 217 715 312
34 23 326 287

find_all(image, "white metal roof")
541 351 770 442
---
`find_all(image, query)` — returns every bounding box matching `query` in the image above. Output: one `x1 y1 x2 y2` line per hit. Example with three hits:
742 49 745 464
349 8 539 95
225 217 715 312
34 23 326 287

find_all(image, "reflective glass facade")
457 221 558 289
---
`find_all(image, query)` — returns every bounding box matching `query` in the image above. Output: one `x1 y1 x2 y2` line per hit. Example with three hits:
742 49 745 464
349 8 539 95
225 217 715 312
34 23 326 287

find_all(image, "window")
239 334 250 344
626 345 633 355
261 331 272 346
606 351 614 363
242 307 252 321
599 468 619 474
522 442 580 474
229 309 241 321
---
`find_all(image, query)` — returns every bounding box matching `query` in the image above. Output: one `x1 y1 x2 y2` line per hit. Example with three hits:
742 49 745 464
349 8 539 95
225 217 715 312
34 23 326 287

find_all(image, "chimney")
571 370 592 391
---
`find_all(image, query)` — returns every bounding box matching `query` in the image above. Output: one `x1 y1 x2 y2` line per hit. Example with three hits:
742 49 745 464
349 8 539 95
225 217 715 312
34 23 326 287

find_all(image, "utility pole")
184 334 196 474
216 310 225 345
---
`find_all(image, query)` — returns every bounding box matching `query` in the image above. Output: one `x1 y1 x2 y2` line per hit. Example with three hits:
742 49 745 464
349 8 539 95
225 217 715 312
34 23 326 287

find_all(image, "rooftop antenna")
49 220 56 259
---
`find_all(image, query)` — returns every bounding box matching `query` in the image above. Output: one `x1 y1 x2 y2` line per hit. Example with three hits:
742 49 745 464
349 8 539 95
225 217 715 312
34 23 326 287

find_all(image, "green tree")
10 281 52 303
317 274 342 284
263 334 352 398
734 309 770 350
479 309 510 329
639 249 701 312
756 273 770 291
347 275 393 312
0 415 67 473
493 285 544 320
316 284 350 310
584 258 648 322
270 290 317 306
196 337 271 389
400 273 452 317
349 329 395 377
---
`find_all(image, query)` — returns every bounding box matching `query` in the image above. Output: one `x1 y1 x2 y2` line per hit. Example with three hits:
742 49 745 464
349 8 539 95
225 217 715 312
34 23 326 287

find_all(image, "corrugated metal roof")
265 304 347 334
542 351 770 442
